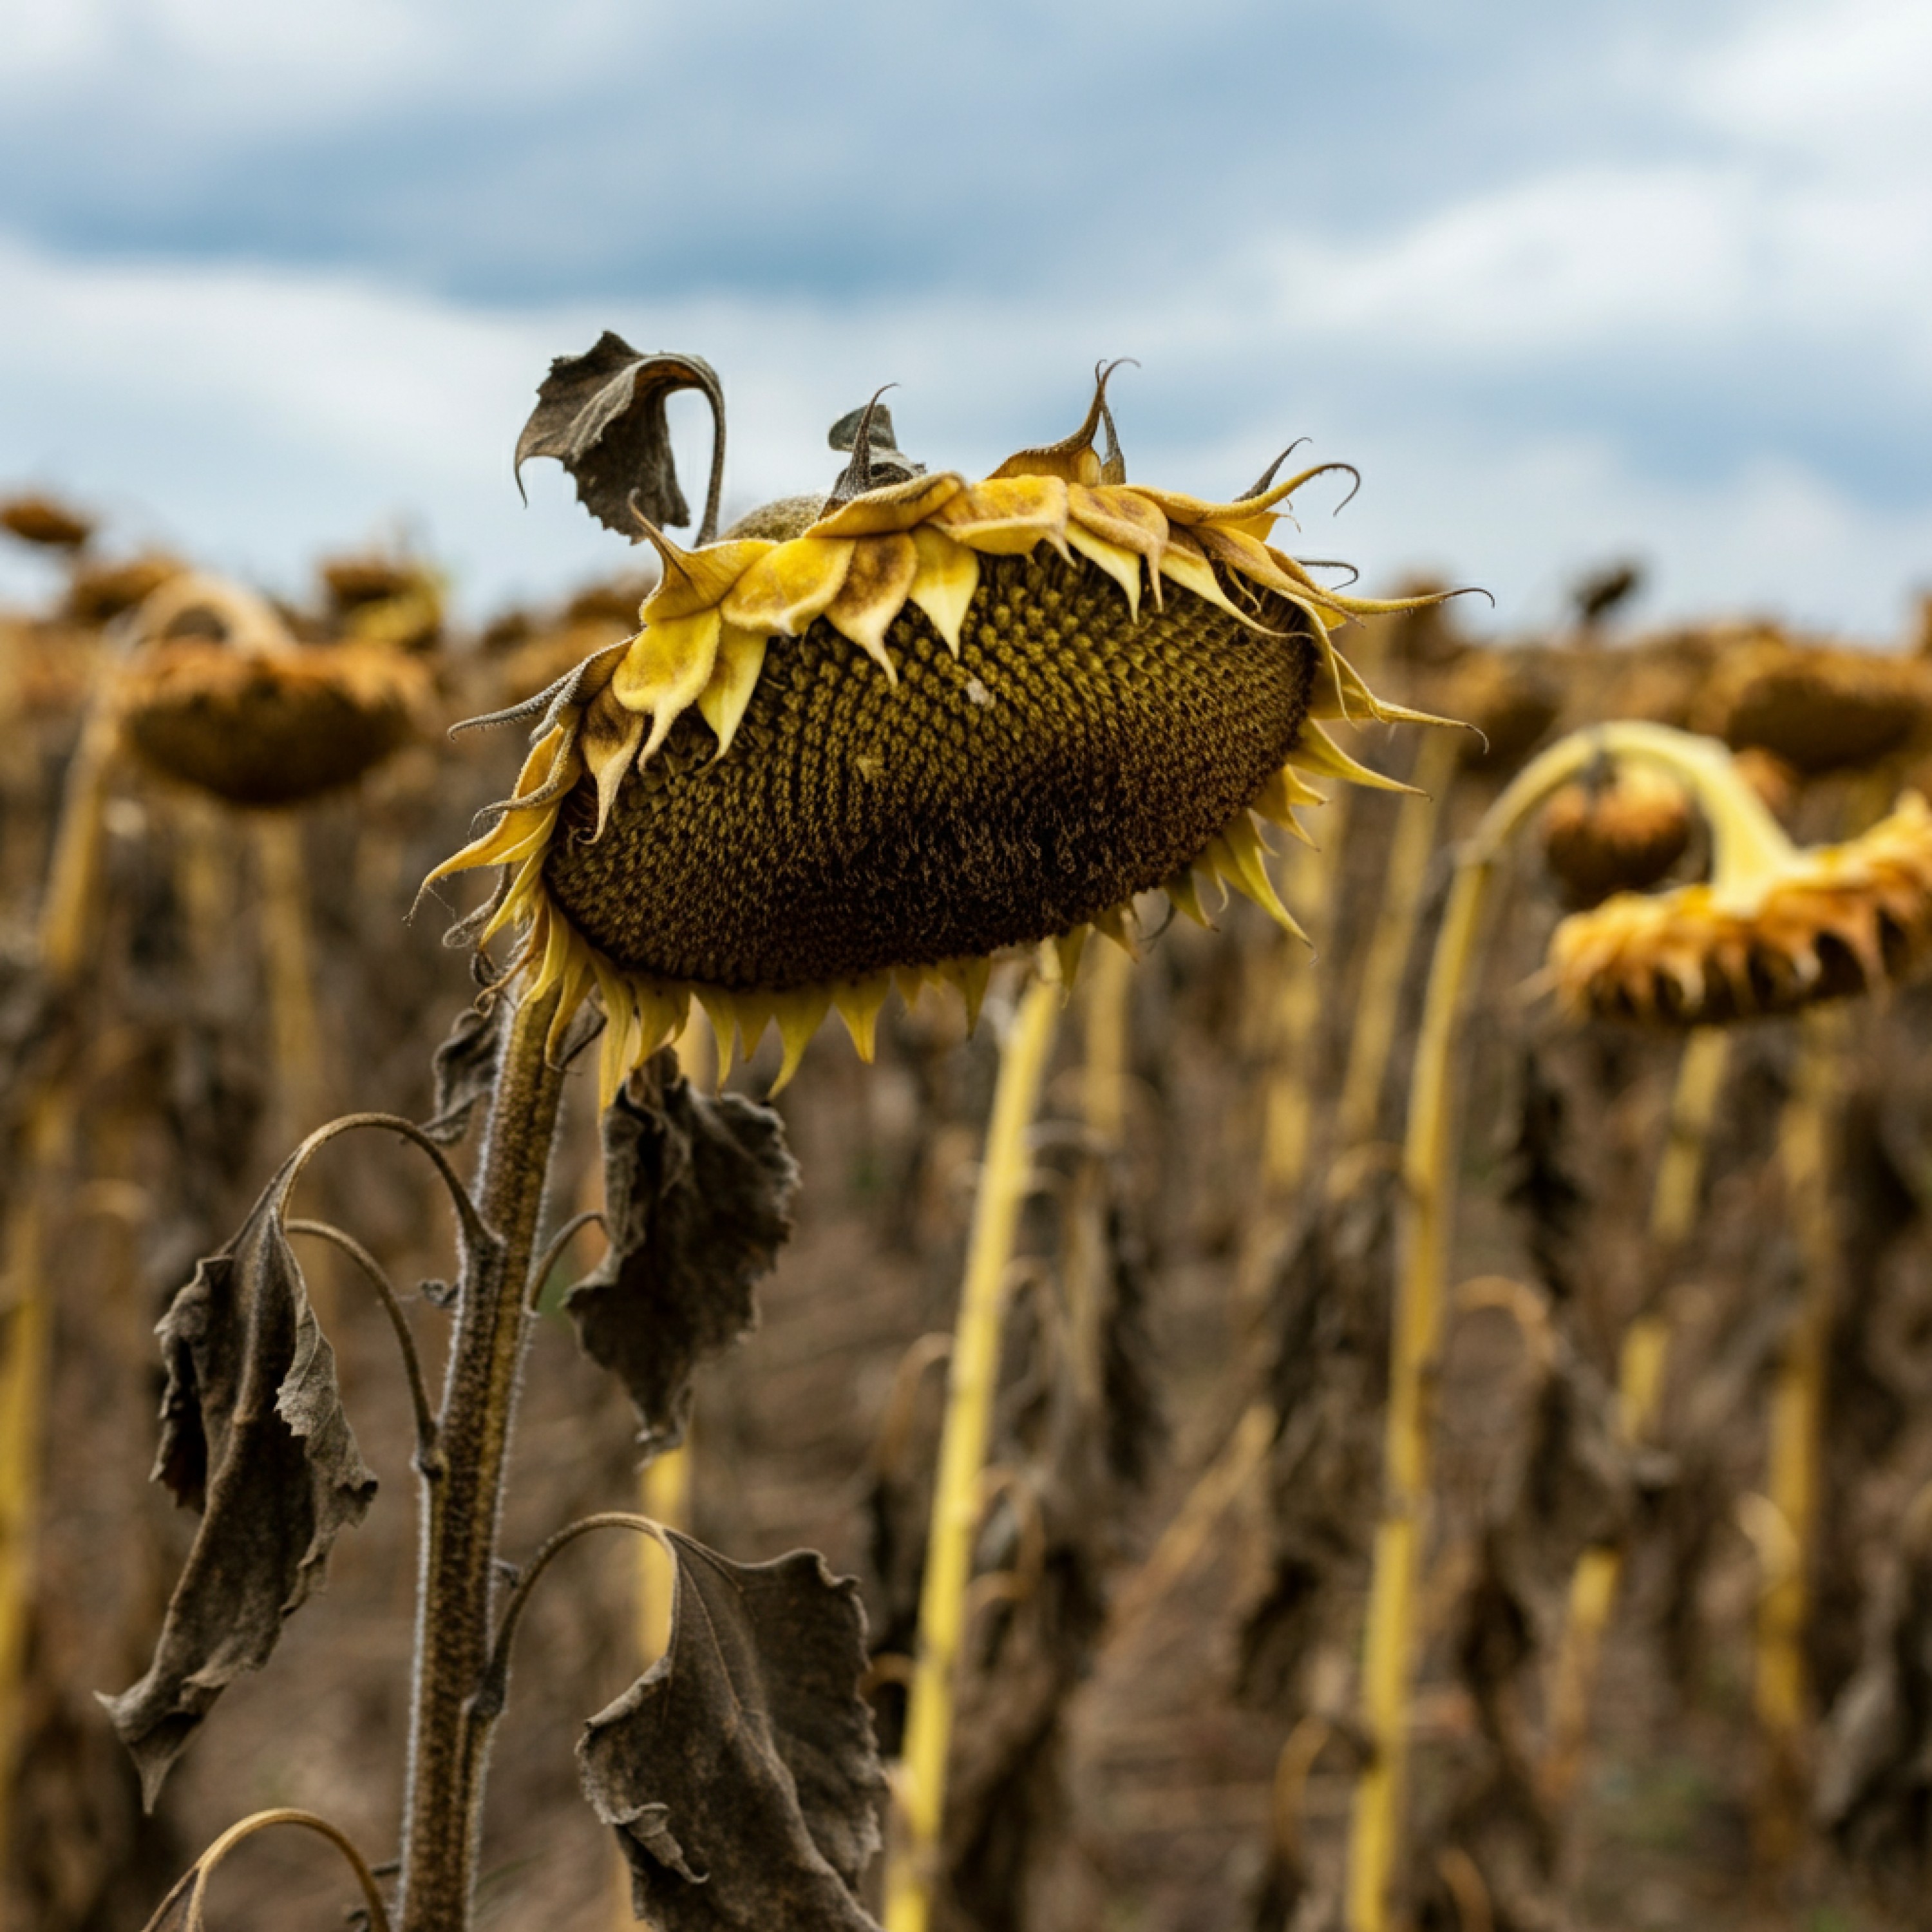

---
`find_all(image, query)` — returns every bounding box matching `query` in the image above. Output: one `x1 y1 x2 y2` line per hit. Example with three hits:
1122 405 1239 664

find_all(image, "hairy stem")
397 983 567 1932
884 972 1061 1932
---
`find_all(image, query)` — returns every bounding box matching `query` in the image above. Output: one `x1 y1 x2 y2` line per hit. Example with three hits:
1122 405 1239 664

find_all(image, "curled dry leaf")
419 992 502 1146
100 1155 377 1807
567 1056 799 1458
515 331 726 543
580 1530 886 1932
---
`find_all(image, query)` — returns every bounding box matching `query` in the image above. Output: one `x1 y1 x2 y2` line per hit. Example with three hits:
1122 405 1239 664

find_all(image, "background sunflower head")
117 572 430 808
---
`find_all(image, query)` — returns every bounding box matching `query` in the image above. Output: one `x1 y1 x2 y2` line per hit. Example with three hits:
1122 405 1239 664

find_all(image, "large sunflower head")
433 342 1460 1101
117 572 430 808
1541 759 1691 907
1549 776 1932 1025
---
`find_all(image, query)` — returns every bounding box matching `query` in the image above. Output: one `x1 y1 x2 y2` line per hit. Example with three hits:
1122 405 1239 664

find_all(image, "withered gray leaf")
567 1058 799 1459
580 1530 885 1930
100 1154 377 1807
516 332 725 543
419 993 501 1146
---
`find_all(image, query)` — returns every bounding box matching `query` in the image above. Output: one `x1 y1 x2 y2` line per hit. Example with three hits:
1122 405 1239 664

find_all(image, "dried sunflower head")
1549 782 1932 1025
118 573 430 807
1696 636 1932 775
433 347 1458 1099
1542 761 1690 907
319 551 445 654
1 493 94 551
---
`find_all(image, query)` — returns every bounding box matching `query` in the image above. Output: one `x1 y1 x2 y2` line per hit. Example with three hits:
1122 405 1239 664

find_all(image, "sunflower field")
5 350 1932 1932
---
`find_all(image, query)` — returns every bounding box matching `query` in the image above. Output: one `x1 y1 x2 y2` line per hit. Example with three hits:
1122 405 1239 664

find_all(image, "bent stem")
397 982 568 1932
884 971 1062 1932
1542 1024 1730 1806
140 1808 393 1932
1344 722 1775 1932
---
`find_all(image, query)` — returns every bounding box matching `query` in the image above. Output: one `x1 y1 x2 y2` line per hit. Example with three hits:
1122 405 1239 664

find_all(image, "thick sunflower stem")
884 973 1061 1932
397 983 567 1932
1541 1024 1730 1806
1755 1003 1844 1866
1347 724 1786 1928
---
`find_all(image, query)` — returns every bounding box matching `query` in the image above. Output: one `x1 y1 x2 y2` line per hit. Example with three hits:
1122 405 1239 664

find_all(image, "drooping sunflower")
1694 634 1932 775
118 572 430 808
1541 760 1690 907
432 341 1459 1100
1549 784 1932 1024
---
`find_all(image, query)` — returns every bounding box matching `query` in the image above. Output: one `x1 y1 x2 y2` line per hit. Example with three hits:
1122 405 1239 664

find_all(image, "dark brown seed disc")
544 548 1317 989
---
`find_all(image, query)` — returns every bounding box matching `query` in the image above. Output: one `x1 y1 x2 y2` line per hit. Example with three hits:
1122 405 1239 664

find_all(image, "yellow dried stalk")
1336 728 1460 1149
0 699 117 1895
884 970 1061 1932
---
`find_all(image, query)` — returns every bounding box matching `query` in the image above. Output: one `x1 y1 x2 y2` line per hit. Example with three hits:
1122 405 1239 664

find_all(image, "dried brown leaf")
515 332 725 543
100 1156 377 1807
419 993 501 1146
580 1530 885 1931
567 1058 799 1458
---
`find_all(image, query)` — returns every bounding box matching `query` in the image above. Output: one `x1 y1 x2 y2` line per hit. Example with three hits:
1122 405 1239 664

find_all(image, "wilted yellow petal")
766 985 833 1090
1157 527 1250 622
641 538 772 623
907 526 980 655
1163 864 1215 927
933 475 1070 556
613 609 724 760
1285 719 1420 795
1204 817 1311 944
1092 904 1137 955
581 684 647 837
938 955 994 1031
696 623 770 760
808 473 965 537
1053 924 1090 989
721 536 855 636
697 987 743 1083
832 974 893 1061
826 532 920 679
1069 484 1169 579
1065 524 1142 620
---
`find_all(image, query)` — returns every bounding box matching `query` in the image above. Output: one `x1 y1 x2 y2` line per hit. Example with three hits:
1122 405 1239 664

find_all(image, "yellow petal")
1285 719 1421 795
1156 527 1251 623
425 728 573 882
479 845 551 944
1092 904 1137 956
934 476 1070 557
696 623 770 760
1053 925 1091 989
892 963 936 1010
832 974 893 1062
721 536 856 636
826 532 920 680
640 537 772 623
1163 865 1215 928
907 526 980 656
1304 643 1463 729
770 985 834 1092
808 473 965 537
594 963 644 1111
613 608 724 760
1065 524 1142 620
697 987 743 1083
1204 817 1311 944
1253 764 1325 846
1069 484 1168 570
939 956 993 1032
581 684 647 837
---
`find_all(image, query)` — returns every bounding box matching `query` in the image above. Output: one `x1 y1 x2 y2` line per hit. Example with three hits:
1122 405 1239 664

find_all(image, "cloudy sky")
2 0 1928 637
